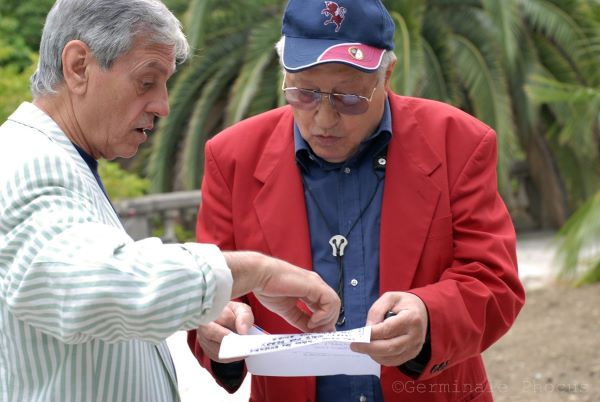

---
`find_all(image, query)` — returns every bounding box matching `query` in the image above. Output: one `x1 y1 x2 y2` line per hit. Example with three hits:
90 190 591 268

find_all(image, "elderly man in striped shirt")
0 1 340 401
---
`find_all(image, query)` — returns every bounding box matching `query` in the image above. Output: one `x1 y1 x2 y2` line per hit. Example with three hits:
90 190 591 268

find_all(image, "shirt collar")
295 98 392 172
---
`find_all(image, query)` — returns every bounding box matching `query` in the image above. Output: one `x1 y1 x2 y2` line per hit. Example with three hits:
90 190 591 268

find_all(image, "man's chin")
121 148 140 159
107 146 140 160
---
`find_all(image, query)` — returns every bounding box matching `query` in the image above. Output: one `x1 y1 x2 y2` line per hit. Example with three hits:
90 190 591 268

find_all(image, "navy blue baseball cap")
281 0 395 72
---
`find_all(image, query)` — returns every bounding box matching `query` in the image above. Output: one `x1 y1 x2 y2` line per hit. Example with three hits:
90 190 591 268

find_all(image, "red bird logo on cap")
322 1 346 32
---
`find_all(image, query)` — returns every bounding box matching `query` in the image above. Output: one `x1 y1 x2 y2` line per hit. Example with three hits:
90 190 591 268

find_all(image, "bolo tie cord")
301 171 383 326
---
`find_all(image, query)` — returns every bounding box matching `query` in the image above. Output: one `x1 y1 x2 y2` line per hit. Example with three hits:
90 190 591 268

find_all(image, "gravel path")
483 283 600 401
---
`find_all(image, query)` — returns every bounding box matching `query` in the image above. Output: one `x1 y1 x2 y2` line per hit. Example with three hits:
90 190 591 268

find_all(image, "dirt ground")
483 282 600 401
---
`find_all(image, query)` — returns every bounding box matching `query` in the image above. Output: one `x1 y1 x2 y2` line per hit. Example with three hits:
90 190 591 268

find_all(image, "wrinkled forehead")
116 38 177 75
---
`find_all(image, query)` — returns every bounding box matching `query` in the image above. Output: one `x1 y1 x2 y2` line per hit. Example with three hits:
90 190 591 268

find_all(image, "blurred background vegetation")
1 0 598 283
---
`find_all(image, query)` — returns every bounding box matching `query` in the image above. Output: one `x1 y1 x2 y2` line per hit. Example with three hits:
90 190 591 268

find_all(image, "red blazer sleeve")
409 128 525 381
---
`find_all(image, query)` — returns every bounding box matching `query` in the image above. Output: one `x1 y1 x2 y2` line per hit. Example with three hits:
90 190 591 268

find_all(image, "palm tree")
526 59 600 283
148 0 285 191
387 0 599 229
554 192 600 284
524 0 600 283
148 0 600 234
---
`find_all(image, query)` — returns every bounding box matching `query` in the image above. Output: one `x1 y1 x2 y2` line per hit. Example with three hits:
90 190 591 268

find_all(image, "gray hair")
30 0 190 98
274 36 396 80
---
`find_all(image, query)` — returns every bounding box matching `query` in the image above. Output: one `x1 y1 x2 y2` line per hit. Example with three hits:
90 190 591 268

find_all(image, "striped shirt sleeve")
0 146 232 345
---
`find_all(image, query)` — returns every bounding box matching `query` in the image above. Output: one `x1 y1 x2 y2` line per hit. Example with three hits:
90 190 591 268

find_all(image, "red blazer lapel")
250 98 443 290
380 94 442 292
253 112 313 270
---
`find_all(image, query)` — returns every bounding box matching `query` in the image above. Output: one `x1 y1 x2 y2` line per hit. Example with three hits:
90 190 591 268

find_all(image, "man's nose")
314 94 339 129
148 85 170 118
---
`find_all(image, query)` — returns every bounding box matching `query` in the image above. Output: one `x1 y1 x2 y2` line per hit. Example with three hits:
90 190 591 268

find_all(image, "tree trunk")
524 129 570 229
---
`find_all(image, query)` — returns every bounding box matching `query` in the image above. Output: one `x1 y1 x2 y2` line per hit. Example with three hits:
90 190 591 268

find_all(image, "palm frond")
420 8 461 104
226 51 274 125
526 74 600 103
481 0 521 69
225 17 280 125
517 0 586 61
390 11 413 95
247 63 282 117
183 0 209 51
505 30 543 143
420 37 451 102
531 32 581 84
548 126 599 205
388 1 425 96
147 33 247 192
526 74 600 165
449 33 516 194
182 49 244 189
556 191 600 284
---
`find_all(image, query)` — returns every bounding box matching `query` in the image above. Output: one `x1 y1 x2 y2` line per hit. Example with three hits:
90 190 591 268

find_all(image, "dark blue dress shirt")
294 99 392 402
72 143 113 207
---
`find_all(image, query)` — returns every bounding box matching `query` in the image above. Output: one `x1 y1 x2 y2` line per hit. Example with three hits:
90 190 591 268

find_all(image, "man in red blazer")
188 0 525 401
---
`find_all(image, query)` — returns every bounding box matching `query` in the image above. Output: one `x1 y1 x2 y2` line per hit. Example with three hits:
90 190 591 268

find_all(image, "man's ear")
384 59 396 90
62 40 93 95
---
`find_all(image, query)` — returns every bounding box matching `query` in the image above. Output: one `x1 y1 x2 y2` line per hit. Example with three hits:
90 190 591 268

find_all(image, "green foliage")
525 14 600 282
152 223 196 243
98 160 151 201
0 0 54 51
0 27 32 71
0 0 53 121
0 56 36 122
163 0 190 19
148 0 284 192
556 191 600 285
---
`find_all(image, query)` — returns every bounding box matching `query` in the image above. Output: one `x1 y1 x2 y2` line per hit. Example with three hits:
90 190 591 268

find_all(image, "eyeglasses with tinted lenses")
282 85 377 115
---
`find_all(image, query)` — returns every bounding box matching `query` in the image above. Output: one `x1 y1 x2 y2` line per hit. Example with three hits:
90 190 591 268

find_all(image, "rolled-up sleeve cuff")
184 243 233 323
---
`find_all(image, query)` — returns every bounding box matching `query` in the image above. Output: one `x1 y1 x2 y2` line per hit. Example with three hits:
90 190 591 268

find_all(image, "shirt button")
344 167 351 174
350 278 358 287
378 157 387 166
359 395 367 402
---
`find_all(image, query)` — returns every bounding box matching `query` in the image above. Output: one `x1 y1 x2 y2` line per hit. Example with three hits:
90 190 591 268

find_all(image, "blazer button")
359 395 367 402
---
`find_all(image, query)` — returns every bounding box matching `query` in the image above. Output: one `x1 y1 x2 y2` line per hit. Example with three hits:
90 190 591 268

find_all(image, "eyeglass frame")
281 75 378 115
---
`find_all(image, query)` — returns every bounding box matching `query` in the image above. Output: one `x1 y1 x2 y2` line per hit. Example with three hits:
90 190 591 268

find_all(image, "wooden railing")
113 190 201 243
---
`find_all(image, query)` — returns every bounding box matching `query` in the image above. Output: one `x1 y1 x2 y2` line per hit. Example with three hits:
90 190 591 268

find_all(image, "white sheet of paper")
219 326 380 377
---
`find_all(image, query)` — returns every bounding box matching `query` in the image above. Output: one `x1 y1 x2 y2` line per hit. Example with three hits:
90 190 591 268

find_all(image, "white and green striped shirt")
0 103 233 401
